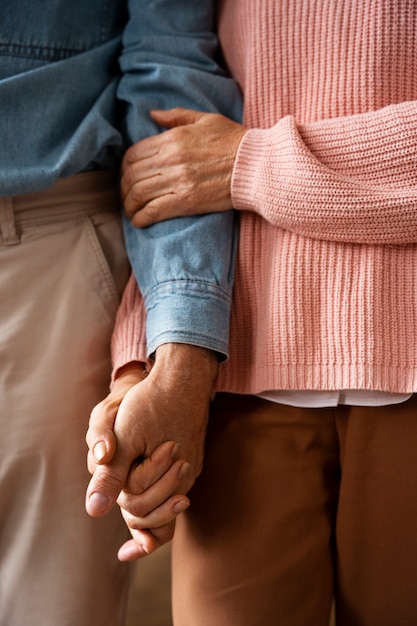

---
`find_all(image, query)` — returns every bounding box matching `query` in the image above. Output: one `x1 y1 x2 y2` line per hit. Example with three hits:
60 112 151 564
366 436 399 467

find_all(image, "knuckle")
89 401 104 422
122 164 135 187
128 502 149 519
144 202 162 222
93 468 123 493
90 395 115 420
153 522 175 544
154 529 174 546
168 129 188 156
85 429 95 447
124 502 148 530
130 183 144 205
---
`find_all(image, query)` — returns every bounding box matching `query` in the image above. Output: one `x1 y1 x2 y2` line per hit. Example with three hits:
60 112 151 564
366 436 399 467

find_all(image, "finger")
118 459 190 516
117 524 174 561
126 441 184 492
121 109 204 172
136 522 176 551
86 438 181 517
122 172 168 218
85 460 131 517
121 150 164 192
86 399 119 465
120 495 189 531
86 432 140 517
121 136 161 171
130 194 186 228
118 518 177 560
87 449 97 475
118 538 150 561
131 519 176 551
150 107 205 128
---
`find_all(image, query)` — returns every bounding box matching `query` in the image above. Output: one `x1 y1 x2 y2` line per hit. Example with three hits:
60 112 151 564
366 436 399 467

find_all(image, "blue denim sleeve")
118 0 243 359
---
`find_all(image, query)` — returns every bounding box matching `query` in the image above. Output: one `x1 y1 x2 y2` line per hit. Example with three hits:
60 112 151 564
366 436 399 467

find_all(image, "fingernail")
93 441 107 463
89 492 110 514
177 461 191 479
141 544 150 555
174 500 190 514
170 442 181 459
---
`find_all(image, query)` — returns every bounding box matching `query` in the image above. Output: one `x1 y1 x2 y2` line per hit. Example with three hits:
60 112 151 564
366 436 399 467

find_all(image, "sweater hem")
215 363 417 396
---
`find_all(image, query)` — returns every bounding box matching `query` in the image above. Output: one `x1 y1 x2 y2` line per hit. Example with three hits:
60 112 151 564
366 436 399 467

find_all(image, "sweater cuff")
231 126 274 212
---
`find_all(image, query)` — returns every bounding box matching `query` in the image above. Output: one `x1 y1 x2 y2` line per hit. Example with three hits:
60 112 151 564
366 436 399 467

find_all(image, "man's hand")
85 343 218 557
120 107 246 227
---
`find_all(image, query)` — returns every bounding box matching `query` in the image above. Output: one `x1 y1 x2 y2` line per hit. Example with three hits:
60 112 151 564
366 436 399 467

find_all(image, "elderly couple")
2 1 417 625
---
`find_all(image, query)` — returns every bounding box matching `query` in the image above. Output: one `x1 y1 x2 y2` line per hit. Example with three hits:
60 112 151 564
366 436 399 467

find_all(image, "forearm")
118 0 242 359
232 100 417 245
123 210 239 360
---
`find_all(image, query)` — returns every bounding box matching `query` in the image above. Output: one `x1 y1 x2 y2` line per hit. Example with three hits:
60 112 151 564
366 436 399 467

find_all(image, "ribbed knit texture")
112 273 148 382
113 0 417 394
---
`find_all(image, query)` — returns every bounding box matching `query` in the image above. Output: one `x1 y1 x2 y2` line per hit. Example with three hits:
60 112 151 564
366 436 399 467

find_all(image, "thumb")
85 396 128 516
86 400 119 466
150 107 205 128
85 456 131 517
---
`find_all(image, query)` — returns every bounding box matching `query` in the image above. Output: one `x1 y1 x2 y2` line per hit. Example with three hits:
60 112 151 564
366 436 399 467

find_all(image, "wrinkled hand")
121 107 246 227
86 360 189 557
86 343 218 558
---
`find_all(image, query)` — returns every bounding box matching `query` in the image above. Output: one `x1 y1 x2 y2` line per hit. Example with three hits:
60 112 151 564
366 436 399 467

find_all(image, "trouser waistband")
0 171 119 246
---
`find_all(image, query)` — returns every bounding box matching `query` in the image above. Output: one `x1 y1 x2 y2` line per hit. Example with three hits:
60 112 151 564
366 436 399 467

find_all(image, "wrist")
154 342 219 386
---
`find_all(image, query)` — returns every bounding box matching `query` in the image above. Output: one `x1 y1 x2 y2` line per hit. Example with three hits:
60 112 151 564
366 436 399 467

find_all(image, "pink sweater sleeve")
111 272 147 381
232 100 417 244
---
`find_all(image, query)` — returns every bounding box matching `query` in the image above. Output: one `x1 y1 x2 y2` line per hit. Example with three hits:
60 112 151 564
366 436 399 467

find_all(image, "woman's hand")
121 107 246 227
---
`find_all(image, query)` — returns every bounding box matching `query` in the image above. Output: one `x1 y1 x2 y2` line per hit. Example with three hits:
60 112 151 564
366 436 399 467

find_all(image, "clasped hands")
85 343 218 560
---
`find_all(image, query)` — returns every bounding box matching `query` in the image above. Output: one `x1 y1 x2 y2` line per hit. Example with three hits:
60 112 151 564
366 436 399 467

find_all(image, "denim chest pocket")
0 0 126 62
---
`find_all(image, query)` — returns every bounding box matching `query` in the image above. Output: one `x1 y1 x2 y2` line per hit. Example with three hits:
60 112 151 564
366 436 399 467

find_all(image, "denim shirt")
0 0 242 358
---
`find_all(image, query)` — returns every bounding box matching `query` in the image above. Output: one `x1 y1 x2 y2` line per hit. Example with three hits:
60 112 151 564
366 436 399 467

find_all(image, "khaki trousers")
173 393 417 626
0 172 132 626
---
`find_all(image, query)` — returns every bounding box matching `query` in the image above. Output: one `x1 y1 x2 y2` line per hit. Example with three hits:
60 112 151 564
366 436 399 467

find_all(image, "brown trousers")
172 393 417 626
0 173 132 626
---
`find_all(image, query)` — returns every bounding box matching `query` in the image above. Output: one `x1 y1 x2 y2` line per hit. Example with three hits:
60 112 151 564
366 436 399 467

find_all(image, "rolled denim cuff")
145 280 231 360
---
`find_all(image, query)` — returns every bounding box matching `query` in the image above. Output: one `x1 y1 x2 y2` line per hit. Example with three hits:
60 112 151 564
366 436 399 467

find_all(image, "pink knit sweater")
113 0 417 395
